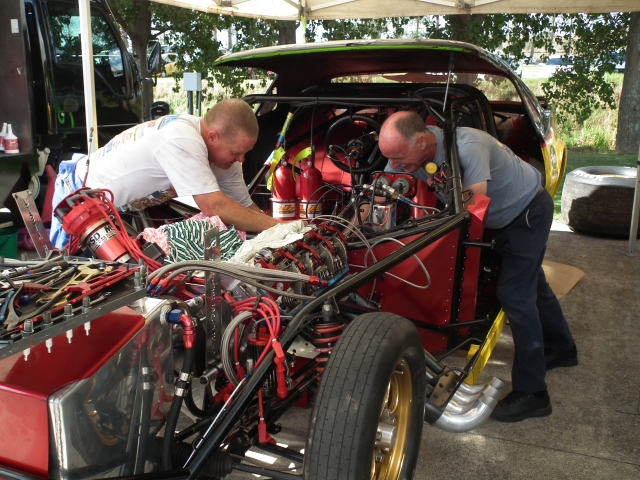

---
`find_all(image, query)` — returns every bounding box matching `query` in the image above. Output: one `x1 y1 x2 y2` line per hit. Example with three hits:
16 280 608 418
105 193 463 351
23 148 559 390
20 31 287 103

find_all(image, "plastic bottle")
0 123 6 153
4 124 19 154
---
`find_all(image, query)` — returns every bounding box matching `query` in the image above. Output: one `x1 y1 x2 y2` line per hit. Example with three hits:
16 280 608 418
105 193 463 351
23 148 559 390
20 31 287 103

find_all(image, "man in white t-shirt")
51 99 279 248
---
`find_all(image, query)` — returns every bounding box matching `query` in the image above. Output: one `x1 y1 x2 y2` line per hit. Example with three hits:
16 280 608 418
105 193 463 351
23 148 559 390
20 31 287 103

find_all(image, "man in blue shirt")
379 111 577 422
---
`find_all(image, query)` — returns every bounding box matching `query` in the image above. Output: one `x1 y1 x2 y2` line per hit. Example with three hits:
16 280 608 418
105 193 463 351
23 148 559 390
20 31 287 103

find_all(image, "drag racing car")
0 39 566 479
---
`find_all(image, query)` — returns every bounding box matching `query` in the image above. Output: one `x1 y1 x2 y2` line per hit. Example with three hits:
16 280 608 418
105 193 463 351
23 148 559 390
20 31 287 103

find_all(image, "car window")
49 1 125 85
330 73 521 102
468 75 521 102
47 0 130 132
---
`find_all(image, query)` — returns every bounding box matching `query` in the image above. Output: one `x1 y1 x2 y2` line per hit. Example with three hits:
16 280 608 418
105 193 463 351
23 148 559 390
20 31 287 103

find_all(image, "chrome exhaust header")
423 350 506 432
424 372 506 432
433 391 498 433
443 383 502 414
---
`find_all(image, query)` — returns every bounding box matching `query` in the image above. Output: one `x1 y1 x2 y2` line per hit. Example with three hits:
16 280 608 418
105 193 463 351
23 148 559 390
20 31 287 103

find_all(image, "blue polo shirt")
386 126 541 229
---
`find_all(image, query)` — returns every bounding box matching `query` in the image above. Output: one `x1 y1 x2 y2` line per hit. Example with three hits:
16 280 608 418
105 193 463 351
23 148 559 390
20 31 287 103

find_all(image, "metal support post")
195 91 202 117
619 144 640 412
187 91 193 115
78 0 98 153
626 144 640 256
203 227 221 366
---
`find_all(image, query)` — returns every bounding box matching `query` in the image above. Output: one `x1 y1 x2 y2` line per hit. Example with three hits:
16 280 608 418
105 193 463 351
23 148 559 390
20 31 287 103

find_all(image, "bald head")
379 111 435 174
380 111 428 142
203 98 258 141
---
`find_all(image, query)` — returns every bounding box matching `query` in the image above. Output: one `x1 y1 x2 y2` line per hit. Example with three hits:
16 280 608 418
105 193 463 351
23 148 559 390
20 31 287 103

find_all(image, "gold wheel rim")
371 357 413 480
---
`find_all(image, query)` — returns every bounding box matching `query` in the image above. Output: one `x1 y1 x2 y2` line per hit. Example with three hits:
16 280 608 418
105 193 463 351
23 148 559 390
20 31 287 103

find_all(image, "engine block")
253 223 348 312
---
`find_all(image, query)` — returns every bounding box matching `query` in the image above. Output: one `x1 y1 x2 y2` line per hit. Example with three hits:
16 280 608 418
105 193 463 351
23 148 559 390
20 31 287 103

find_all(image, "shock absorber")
311 301 345 380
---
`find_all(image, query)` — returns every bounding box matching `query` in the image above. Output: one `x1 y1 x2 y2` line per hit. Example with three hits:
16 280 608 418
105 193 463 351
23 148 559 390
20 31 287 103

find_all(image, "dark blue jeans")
488 189 574 393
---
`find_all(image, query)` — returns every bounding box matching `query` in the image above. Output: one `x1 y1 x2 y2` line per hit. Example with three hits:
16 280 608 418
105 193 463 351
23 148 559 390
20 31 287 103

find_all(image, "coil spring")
279 295 299 311
311 320 346 379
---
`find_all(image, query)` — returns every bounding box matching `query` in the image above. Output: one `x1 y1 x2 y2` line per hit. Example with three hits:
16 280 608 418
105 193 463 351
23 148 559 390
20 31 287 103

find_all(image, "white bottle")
4 124 19 154
0 123 6 153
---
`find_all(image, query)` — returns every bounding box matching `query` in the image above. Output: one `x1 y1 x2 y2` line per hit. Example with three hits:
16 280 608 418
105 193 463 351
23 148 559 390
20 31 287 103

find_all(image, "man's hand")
193 191 280 232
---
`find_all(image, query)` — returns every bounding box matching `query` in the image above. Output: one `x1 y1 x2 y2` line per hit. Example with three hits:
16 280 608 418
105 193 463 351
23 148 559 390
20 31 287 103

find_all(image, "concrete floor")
213 225 640 479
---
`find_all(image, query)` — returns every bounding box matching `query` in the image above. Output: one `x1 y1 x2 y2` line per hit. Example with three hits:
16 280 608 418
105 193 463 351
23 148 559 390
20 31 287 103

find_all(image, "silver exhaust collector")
434 392 497 432
424 373 506 433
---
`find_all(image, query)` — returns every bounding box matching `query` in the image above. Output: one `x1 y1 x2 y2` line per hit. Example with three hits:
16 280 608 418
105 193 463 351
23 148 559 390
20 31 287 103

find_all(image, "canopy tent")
148 0 640 21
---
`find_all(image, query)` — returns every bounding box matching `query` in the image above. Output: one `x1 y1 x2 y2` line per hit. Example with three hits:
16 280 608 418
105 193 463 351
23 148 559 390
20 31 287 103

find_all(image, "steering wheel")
325 114 386 175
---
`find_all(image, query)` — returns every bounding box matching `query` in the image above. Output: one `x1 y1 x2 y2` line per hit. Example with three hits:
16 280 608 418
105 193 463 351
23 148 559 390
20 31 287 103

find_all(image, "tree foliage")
108 0 295 104
306 13 631 142
537 14 629 127
106 3 635 148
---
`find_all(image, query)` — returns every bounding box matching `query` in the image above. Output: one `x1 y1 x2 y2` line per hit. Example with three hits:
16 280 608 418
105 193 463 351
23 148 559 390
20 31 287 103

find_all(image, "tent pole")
78 0 99 153
627 144 640 256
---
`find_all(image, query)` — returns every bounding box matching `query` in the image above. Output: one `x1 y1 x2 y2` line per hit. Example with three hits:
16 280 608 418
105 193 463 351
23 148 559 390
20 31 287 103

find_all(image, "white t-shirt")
75 115 253 212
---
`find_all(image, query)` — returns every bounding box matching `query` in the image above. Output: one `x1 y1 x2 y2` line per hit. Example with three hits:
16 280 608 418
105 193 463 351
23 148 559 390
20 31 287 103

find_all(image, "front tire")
305 313 426 480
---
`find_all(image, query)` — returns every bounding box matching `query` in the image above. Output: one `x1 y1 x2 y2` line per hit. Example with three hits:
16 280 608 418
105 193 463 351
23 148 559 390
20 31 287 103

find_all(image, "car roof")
214 39 515 92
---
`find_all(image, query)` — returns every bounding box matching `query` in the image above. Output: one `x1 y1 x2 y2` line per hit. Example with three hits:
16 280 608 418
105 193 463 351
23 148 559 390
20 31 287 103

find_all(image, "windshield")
330 73 521 102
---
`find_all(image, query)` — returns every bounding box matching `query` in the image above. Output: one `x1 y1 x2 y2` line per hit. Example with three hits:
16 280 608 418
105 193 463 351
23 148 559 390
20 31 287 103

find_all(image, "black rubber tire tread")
304 313 426 480
561 166 639 237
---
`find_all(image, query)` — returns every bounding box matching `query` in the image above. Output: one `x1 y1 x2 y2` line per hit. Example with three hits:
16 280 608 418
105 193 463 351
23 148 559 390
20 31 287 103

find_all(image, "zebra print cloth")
164 220 244 264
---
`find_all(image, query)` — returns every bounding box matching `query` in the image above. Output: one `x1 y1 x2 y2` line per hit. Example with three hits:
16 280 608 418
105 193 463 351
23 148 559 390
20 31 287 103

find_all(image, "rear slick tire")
304 313 426 480
561 166 639 237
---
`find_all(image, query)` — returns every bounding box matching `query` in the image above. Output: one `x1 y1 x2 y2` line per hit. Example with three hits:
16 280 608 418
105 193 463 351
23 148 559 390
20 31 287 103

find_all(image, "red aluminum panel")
348 229 460 326
0 307 145 478
458 194 490 324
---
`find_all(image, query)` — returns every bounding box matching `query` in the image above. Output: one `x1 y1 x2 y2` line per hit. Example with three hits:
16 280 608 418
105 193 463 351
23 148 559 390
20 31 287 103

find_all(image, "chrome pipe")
426 369 505 394
456 380 485 395
488 376 506 392
443 384 501 414
433 392 498 433
427 374 502 406
452 376 506 395
450 388 483 406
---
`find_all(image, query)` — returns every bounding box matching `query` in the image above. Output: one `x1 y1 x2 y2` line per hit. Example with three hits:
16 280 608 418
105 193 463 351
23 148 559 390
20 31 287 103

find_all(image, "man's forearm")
193 192 280 232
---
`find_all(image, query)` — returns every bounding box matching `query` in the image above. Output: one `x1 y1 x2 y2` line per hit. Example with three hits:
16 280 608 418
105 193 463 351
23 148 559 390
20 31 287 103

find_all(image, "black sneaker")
491 390 552 423
545 344 578 371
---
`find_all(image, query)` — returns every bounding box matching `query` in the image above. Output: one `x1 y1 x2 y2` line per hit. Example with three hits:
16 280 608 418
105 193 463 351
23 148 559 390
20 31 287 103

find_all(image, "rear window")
330 73 521 102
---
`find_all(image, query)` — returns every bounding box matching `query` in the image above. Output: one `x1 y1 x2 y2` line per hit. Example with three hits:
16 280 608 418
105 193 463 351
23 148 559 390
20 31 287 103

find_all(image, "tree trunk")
616 12 640 152
128 0 153 121
278 21 297 45
448 14 484 45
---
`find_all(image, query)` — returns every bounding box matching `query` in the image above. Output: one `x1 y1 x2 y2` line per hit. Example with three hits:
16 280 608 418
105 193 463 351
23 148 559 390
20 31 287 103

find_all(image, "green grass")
553 149 638 220
523 74 624 151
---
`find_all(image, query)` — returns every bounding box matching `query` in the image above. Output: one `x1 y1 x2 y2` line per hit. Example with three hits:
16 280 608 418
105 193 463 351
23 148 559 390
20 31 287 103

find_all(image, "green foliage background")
107 3 632 148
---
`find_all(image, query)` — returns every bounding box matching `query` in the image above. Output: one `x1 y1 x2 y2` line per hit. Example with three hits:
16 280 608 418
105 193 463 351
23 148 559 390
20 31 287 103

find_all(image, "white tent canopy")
149 0 640 21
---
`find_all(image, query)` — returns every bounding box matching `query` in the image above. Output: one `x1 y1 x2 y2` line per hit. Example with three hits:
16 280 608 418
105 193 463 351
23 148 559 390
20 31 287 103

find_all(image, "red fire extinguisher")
271 159 298 220
299 158 323 219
